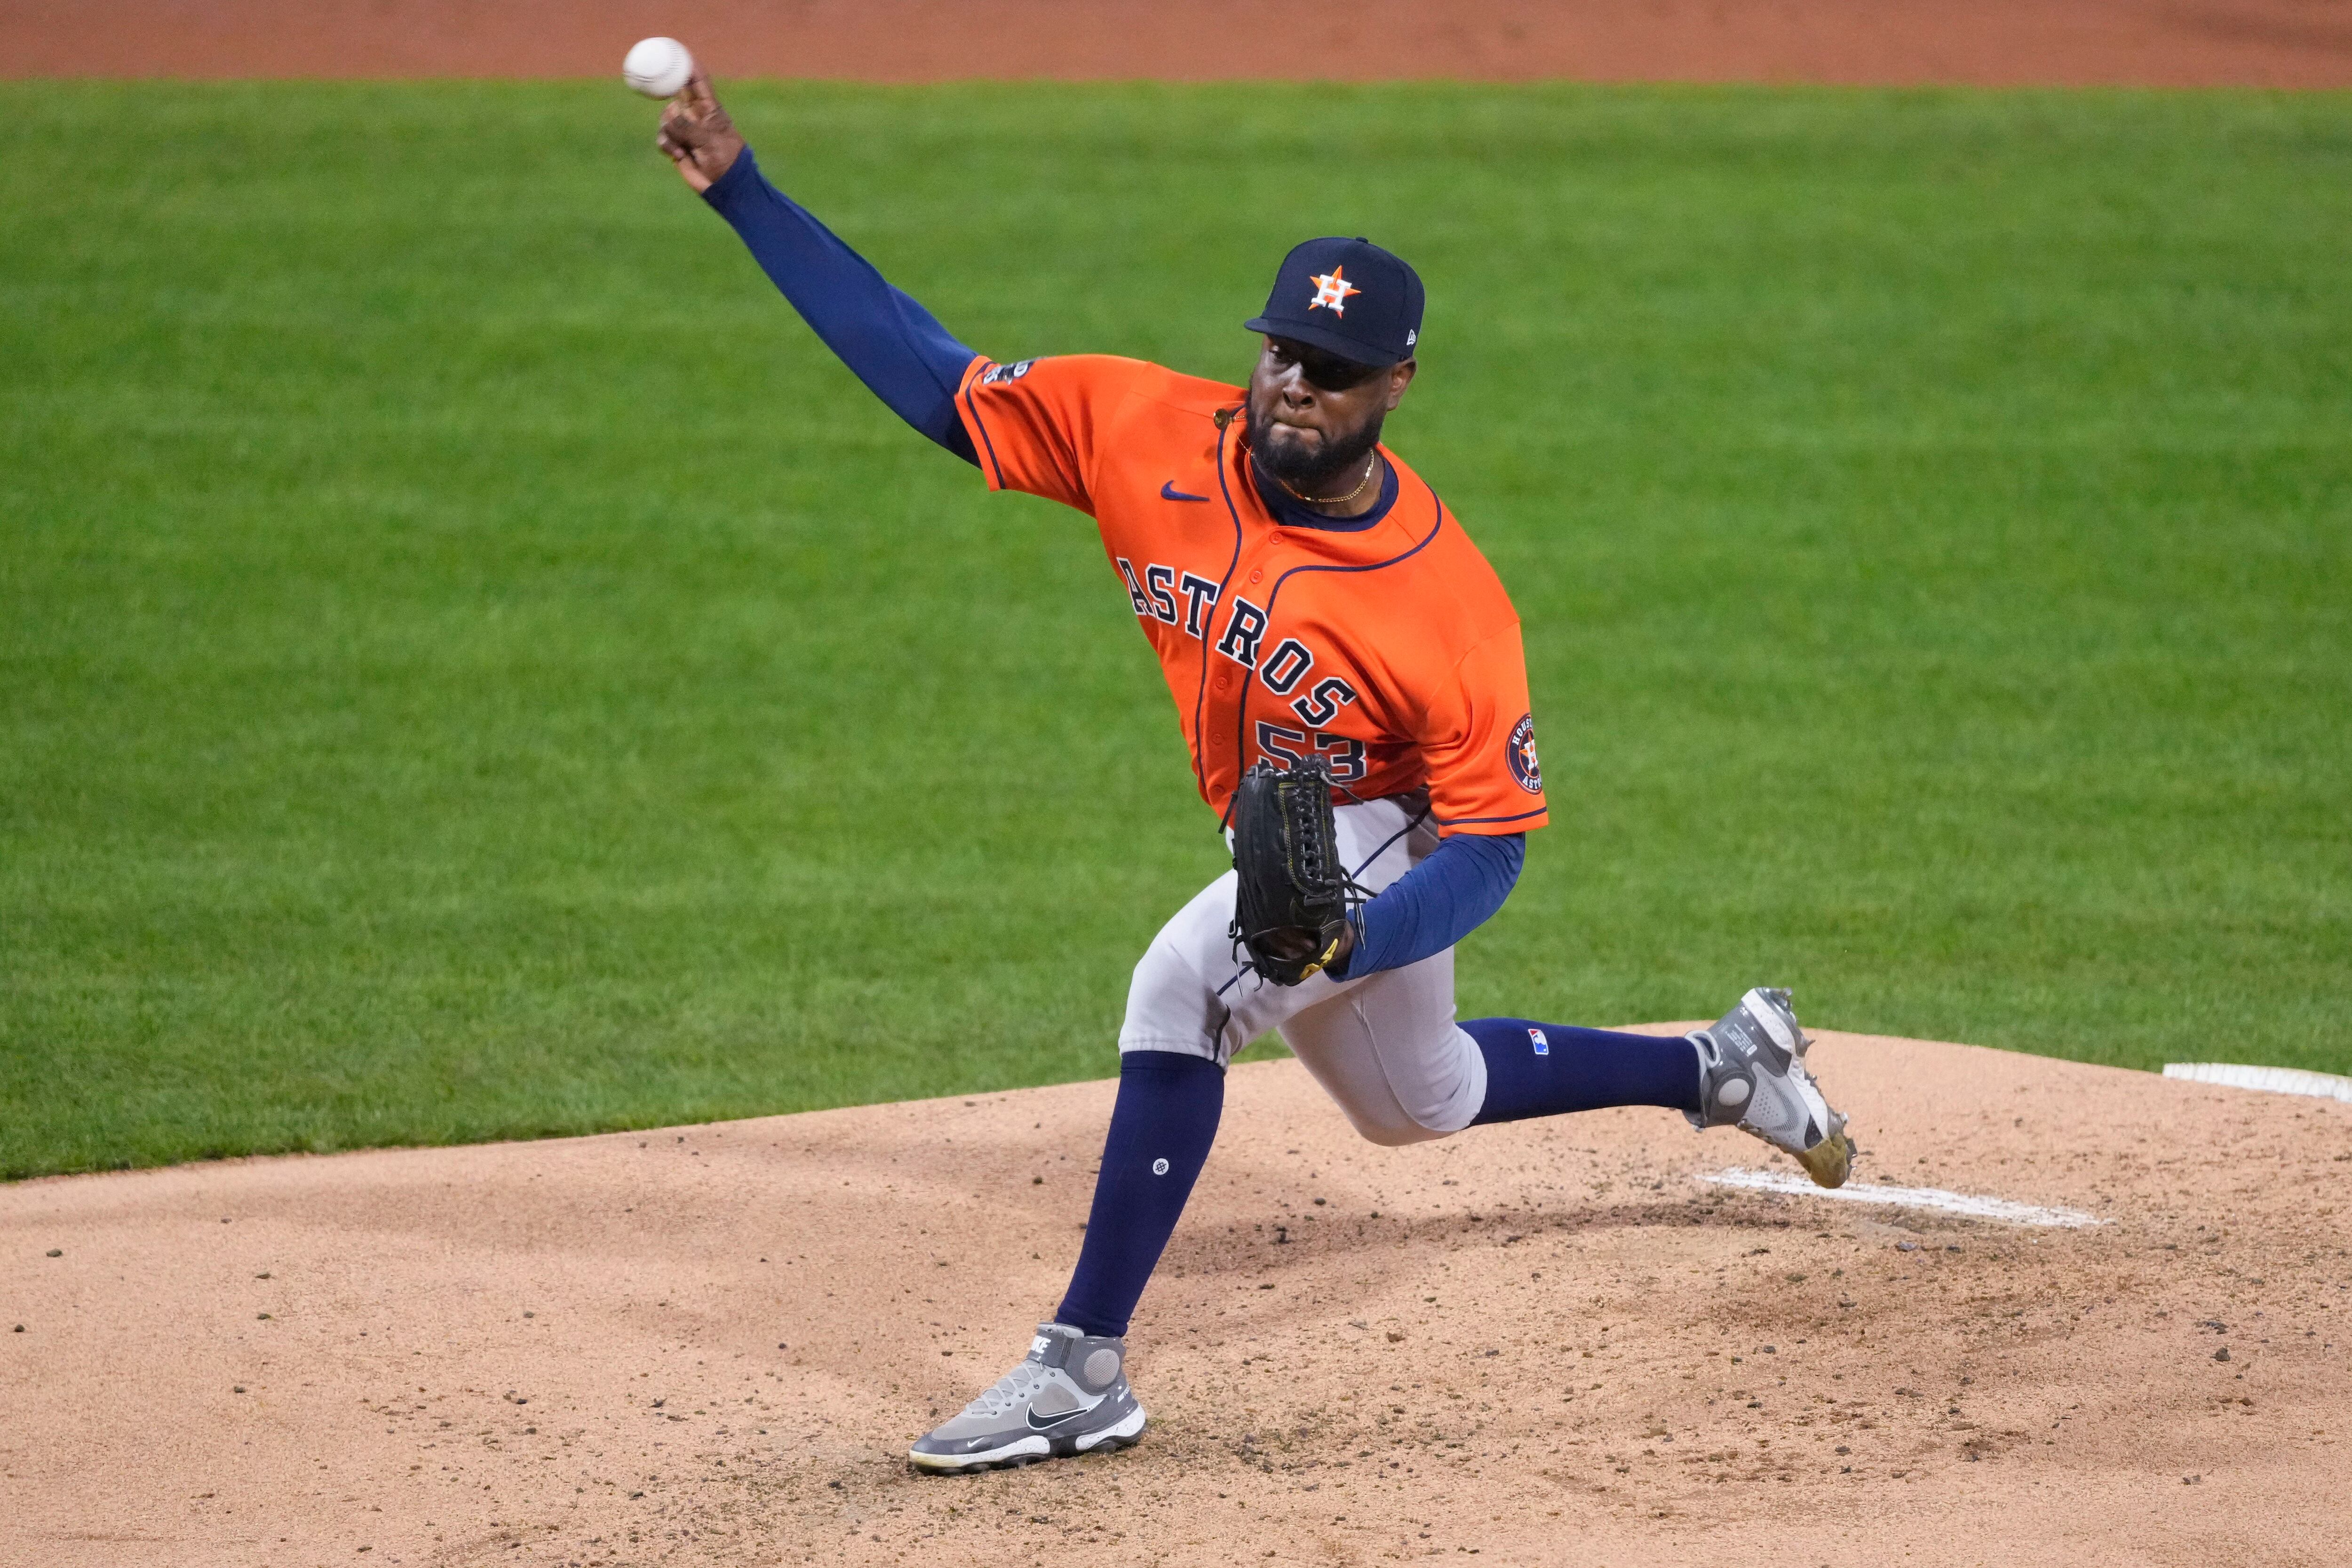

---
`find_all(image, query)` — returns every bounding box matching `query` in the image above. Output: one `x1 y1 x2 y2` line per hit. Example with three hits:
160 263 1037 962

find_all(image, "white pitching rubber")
2163 1062 2352 1103
1701 1167 2103 1228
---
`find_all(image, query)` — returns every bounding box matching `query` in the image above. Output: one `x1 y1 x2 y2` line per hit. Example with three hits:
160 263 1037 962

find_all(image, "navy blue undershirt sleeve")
701 147 980 464
1330 831 1524 980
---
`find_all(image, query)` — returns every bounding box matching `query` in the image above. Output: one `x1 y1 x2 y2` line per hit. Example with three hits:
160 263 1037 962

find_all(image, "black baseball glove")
1229 763 1365 986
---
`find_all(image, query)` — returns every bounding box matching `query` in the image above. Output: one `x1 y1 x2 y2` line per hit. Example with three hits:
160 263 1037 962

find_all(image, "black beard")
1246 405 1385 498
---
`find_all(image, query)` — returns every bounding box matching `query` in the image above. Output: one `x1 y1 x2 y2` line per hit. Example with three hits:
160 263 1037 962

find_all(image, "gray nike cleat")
908 1322 1146 1474
1687 987 1855 1189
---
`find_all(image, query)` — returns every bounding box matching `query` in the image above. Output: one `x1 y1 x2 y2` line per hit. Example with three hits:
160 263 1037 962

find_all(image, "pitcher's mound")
4 1029 2348 1566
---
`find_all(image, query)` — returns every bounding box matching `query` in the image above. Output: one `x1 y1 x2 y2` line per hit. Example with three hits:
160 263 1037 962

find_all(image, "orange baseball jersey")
954 353 1548 837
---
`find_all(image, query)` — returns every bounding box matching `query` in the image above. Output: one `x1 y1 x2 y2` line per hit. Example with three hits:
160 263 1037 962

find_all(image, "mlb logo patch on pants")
1527 1027 1549 1056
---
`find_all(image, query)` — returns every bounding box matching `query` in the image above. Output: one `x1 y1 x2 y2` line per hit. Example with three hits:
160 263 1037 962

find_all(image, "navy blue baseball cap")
1245 236 1424 367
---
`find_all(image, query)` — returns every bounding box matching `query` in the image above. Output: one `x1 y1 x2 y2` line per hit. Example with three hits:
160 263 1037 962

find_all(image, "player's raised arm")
657 71 982 465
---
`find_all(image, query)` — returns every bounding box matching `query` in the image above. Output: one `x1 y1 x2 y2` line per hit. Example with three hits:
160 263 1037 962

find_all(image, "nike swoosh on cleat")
1026 1403 1100 1431
1160 481 1209 502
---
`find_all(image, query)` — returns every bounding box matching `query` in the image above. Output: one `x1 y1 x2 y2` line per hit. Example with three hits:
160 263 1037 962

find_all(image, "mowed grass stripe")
2 84 2346 1178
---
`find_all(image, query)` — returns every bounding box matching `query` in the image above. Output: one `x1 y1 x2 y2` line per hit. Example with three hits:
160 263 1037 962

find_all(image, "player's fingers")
682 68 717 112
656 134 712 191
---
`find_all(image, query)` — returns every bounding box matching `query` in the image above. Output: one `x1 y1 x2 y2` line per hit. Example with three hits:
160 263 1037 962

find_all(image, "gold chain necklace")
1271 450 1379 509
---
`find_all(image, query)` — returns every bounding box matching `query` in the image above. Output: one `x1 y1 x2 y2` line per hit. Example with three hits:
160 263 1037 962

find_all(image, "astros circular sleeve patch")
1506 713 1542 793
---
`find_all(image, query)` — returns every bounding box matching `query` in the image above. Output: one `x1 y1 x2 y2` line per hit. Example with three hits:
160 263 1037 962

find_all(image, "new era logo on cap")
1247 237 1424 366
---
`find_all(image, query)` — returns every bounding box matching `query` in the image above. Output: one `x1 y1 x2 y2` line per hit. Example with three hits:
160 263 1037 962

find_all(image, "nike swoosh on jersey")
1160 481 1210 503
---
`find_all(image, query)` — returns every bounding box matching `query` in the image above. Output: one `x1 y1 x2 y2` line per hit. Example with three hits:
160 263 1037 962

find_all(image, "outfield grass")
2 83 2346 1179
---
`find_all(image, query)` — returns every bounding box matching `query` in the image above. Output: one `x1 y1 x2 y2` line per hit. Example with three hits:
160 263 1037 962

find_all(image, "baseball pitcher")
652 74 1854 1474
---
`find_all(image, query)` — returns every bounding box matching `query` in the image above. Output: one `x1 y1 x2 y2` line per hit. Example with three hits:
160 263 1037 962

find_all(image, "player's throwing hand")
656 72 743 194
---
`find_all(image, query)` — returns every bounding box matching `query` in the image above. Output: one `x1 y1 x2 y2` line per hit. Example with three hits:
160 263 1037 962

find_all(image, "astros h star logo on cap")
1245 238 1421 364
1308 267 1361 316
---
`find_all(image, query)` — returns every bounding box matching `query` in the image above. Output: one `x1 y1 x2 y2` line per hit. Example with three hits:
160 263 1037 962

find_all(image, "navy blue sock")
1055 1051 1225 1339
1463 1018 1702 1124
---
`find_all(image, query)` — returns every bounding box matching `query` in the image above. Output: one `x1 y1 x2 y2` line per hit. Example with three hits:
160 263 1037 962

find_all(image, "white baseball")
622 37 694 99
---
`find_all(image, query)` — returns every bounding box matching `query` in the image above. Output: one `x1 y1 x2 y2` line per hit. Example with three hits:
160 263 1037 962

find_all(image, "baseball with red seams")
622 36 694 99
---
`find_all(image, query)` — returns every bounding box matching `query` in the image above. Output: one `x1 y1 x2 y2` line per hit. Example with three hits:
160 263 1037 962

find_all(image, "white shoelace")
960 1358 1047 1419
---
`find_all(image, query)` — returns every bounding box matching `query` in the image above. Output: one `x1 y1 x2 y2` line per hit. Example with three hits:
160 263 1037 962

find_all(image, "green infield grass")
3 83 2346 1178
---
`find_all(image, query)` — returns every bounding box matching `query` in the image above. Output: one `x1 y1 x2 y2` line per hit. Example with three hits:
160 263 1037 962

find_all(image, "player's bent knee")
1117 936 1232 1064
1358 1122 1450 1148
1342 1109 1453 1148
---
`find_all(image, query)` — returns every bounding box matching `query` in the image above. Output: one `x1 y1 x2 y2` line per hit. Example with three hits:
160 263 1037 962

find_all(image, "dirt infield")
5 1028 2348 1567
9 0 2352 86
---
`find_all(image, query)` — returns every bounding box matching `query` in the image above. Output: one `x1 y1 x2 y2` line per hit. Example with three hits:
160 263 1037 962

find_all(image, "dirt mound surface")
7 0 2350 86
5 1028 2349 1566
